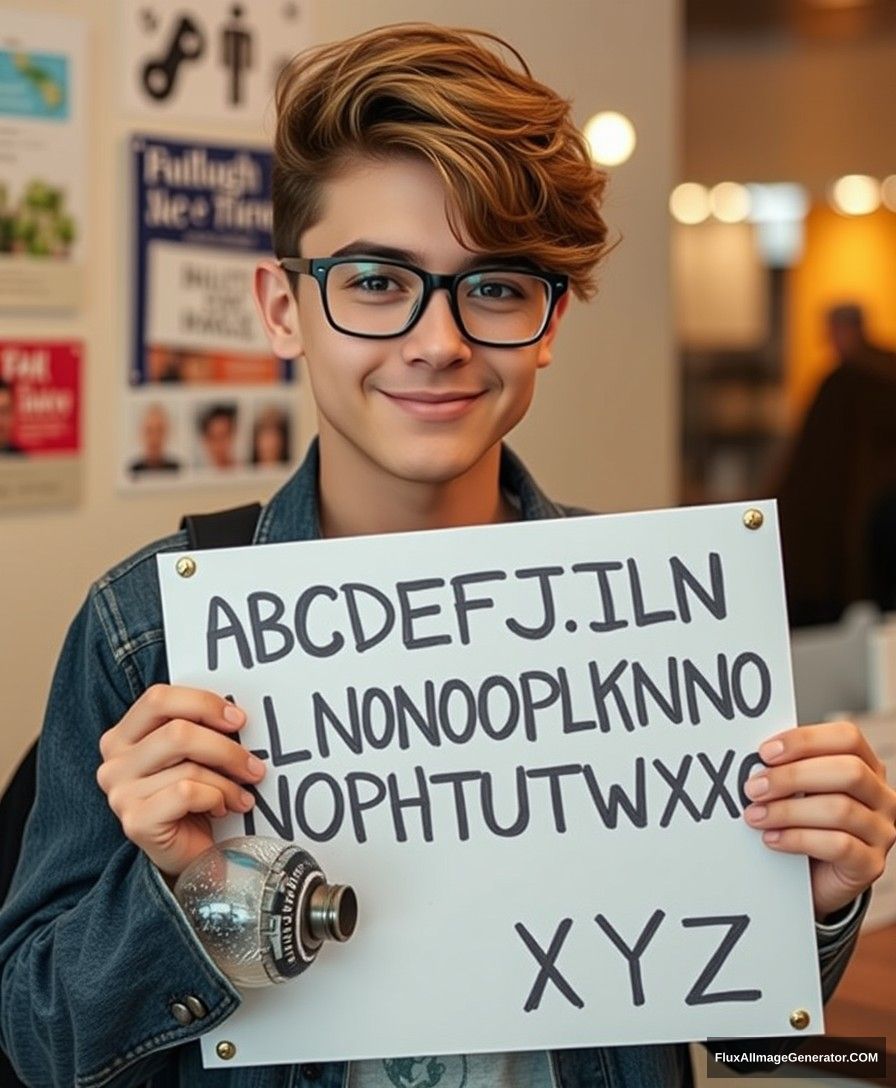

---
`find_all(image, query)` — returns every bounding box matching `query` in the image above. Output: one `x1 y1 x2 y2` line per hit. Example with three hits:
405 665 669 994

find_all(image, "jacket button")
301 1065 322 1081
185 995 208 1019
170 1001 193 1025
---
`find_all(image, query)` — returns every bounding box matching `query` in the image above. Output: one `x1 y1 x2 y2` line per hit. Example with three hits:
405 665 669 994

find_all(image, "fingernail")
760 739 784 761
745 804 767 822
745 775 769 798
223 704 245 726
763 830 781 844
240 790 255 809
247 755 265 777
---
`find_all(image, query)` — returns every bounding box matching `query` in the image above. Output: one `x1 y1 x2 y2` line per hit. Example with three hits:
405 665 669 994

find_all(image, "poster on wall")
0 10 87 311
0 340 82 511
119 0 315 131
125 134 298 490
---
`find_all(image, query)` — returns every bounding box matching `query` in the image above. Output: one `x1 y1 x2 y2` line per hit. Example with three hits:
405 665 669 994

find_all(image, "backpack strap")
0 739 38 904
180 502 263 550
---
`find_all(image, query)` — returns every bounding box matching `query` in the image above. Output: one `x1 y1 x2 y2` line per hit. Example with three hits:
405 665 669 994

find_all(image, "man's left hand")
742 721 896 921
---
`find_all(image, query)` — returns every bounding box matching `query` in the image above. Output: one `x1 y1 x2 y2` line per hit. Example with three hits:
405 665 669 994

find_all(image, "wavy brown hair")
273 23 611 299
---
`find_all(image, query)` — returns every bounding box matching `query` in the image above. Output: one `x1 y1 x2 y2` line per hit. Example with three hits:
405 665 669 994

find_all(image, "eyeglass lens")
325 261 551 343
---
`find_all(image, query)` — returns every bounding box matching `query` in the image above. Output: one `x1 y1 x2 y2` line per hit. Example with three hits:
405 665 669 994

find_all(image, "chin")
379 440 494 486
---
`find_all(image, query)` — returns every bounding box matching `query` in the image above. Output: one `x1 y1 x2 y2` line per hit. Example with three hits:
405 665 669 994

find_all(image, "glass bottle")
174 836 357 988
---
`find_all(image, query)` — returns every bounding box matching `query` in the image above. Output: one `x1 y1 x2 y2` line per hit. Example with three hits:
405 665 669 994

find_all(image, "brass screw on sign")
743 508 764 531
789 1009 811 1030
176 556 197 578
216 1041 237 1060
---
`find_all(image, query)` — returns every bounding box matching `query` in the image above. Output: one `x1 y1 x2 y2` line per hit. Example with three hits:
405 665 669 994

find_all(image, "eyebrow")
328 239 536 272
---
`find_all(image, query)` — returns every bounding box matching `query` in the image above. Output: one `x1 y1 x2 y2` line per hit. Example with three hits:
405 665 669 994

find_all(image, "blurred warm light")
709 182 751 223
747 183 809 223
745 183 809 267
829 174 881 216
882 175 896 212
669 183 711 225
584 111 636 166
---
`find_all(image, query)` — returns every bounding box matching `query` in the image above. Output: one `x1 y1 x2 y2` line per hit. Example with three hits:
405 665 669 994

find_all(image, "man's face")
827 317 864 361
0 389 13 447
287 156 564 486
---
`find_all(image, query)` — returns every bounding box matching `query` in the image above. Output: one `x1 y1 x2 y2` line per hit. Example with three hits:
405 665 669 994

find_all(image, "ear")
253 259 305 359
535 292 570 369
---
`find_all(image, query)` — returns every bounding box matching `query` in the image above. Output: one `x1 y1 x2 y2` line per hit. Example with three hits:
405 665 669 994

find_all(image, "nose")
400 287 472 369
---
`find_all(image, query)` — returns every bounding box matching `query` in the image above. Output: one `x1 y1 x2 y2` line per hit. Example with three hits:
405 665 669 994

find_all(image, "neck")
316 429 518 538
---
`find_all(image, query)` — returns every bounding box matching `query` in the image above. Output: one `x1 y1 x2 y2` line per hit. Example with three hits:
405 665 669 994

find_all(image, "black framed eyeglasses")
277 255 569 348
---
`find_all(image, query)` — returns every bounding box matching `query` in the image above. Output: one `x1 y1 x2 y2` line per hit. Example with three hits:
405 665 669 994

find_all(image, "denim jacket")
0 441 865 1088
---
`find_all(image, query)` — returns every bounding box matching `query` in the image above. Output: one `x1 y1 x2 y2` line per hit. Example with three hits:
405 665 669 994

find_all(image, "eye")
469 279 521 300
351 274 399 292
336 261 419 295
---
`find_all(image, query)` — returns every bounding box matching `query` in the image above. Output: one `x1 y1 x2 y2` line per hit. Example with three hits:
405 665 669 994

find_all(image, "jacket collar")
254 437 563 545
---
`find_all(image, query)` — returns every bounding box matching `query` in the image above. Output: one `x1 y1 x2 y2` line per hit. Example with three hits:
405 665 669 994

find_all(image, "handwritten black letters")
206 553 728 669
515 912 759 1011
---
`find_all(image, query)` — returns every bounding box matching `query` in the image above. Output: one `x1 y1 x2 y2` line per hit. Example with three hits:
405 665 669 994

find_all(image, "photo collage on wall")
125 134 298 489
0 9 86 512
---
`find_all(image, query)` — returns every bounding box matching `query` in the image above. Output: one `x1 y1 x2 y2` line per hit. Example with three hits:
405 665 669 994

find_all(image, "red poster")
0 340 80 455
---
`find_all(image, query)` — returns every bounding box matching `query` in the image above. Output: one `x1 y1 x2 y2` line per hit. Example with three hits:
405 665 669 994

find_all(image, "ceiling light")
881 175 896 212
746 183 809 223
583 111 636 167
829 174 881 215
709 182 751 223
669 183 711 225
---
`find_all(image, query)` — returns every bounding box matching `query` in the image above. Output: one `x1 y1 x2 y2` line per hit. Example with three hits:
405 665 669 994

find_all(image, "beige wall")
0 0 679 782
685 35 896 191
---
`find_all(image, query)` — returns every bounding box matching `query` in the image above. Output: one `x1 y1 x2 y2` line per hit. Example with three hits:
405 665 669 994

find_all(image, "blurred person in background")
826 303 896 379
777 303 896 626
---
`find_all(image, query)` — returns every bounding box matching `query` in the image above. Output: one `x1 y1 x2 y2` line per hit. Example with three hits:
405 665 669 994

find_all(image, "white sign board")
147 241 273 356
158 501 823 1069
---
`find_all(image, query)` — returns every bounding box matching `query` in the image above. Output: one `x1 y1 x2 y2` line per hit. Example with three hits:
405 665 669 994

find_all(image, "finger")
759 827 886 886
107 761 257 817
102 684 246 753
105 718 265 785
744 754 891 812
743 793 893 848
125 779 235 839
760 722 885 778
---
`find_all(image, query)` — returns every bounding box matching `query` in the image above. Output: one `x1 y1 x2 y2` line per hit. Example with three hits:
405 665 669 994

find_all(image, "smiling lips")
380 389 486 421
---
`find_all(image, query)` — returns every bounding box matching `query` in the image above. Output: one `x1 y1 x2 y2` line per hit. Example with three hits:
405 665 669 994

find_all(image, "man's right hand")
96 684 265 877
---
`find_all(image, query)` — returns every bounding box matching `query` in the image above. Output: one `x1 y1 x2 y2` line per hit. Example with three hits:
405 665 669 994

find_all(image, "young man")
1 24 894 1088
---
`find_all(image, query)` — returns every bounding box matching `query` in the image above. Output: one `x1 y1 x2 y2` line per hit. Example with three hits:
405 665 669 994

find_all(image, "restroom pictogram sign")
121 0 315 127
